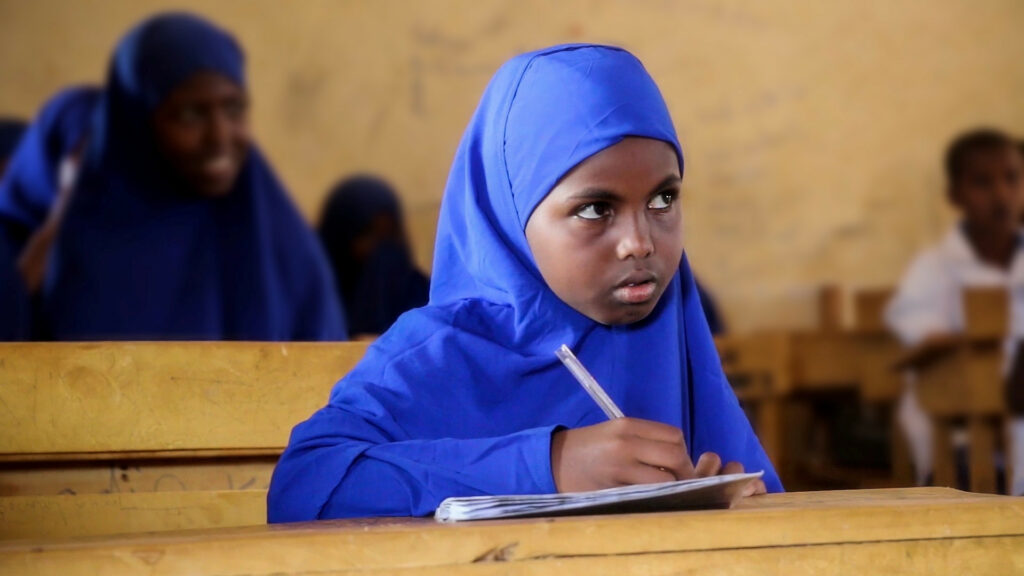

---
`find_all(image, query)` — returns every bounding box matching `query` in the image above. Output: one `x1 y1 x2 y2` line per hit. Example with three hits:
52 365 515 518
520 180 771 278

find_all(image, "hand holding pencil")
550 344 767 495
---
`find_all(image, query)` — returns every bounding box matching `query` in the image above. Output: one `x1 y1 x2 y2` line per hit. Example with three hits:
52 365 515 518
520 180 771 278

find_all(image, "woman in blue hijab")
268 44 780 522
318 175 430 337
39 13 346 341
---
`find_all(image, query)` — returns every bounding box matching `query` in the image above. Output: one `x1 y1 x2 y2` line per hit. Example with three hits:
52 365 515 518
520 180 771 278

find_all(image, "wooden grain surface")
0 490 267 541
2 488 1022 576
0 342 368 456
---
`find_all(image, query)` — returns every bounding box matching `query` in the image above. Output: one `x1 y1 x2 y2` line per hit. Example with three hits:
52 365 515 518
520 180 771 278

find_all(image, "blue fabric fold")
268 44 780 522
0 88 98 243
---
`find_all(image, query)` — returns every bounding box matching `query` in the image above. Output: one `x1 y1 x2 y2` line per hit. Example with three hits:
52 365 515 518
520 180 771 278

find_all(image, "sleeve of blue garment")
268 403 560 521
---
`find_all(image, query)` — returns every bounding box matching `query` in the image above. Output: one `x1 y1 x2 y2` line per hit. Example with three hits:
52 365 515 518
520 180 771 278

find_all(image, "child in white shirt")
886 128 1024 494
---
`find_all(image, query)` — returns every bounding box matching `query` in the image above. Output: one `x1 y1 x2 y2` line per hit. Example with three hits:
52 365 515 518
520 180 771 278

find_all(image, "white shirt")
885 224 1024 348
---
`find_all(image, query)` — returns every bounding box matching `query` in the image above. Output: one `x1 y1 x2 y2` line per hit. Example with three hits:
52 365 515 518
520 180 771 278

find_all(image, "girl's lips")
613 280 657 304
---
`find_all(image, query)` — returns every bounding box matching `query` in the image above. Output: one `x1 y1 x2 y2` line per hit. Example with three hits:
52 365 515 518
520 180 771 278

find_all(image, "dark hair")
944 128 1015 186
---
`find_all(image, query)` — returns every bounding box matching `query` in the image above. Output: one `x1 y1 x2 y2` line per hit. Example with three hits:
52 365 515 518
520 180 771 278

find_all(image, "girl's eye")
648 190 677 210
575 202 611 220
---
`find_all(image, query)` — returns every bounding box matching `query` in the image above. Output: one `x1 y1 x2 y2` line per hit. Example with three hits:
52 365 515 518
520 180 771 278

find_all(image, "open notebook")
435 471 763 522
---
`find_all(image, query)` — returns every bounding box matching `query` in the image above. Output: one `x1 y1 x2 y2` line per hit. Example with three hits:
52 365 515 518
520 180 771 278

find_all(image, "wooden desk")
2 488 1021 575
0 341 368 540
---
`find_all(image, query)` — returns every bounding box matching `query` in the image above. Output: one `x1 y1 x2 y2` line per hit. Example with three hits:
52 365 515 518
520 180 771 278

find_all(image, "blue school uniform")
268 44 781 522
39 13 346 341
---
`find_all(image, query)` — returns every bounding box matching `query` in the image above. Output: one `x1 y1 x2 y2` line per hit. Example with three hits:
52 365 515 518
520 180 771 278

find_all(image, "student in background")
269 44 779 522
38 12 346 341
317 175 429 338
885 128 1024 494
0 119 27 178
0 88 99 298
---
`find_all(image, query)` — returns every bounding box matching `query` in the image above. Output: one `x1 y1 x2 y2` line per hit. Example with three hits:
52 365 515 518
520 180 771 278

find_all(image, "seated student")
0 87 99 296
268 44 780 522
885 128 1024 494
0 119 27 178
317 175 430 338
36 13 346 341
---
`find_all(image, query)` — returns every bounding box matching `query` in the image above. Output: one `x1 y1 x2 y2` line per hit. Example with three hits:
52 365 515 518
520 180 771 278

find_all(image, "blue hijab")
0 89 98 247
40 13 346 341
268 44 780 522
318 175 429 335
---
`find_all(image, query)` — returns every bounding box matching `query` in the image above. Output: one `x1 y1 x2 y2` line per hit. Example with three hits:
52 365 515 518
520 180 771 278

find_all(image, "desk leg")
933 419 956 488
757 398 783 480
968 417 997 494
889 410 914 487
1006 422 1016 496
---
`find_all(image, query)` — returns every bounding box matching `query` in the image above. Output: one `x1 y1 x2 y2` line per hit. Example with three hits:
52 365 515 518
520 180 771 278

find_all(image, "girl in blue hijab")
268 44 780 522
38 13 346 341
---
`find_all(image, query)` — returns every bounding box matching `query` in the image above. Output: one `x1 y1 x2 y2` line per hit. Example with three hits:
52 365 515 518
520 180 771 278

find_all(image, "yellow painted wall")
2 0 1022 331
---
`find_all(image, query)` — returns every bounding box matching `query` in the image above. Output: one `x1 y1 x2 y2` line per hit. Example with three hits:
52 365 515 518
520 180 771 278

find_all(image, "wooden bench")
897 287 1010 493
2 487 1021 575
0 341 369 539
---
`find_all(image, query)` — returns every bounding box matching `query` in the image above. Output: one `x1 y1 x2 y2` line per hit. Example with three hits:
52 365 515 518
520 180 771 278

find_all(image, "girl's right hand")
550 417 697 493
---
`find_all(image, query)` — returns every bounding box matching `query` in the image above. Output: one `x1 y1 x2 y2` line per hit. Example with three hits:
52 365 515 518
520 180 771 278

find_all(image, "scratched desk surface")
2 488 1023 575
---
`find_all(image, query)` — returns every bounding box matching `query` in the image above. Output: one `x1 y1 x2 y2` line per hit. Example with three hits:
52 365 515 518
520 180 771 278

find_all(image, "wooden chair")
897 287 1009 493
0 341 369 539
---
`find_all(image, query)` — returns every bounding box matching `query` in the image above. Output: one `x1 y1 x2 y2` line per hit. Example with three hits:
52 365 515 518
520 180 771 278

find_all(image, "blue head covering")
268 44 780 522
318 175 429 335
40 13 346 341
0 88 98 243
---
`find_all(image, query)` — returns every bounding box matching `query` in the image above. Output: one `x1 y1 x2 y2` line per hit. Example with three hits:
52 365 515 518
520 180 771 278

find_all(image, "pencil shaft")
556 344 625 419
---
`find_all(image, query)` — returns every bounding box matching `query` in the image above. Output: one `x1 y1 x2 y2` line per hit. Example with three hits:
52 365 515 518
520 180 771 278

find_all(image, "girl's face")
525 137 684 325
152 72 250 197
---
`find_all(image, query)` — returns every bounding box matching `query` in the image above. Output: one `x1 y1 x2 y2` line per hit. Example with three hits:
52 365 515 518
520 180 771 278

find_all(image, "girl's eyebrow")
567 174 682 202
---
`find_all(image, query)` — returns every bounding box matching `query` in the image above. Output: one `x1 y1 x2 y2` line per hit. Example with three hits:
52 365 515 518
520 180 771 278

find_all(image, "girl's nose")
616 212 654 260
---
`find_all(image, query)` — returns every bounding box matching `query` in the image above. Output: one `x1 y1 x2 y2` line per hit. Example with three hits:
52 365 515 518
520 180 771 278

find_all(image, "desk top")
3 488 1023 575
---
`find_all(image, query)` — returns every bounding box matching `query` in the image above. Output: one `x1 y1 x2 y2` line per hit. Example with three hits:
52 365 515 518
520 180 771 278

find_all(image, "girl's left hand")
693 452 767 497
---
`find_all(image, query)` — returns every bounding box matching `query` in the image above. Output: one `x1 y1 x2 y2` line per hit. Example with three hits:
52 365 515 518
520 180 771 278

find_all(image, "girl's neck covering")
318 175 429 335
0 88 98 243
268 44 780 522
40 12 346 341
